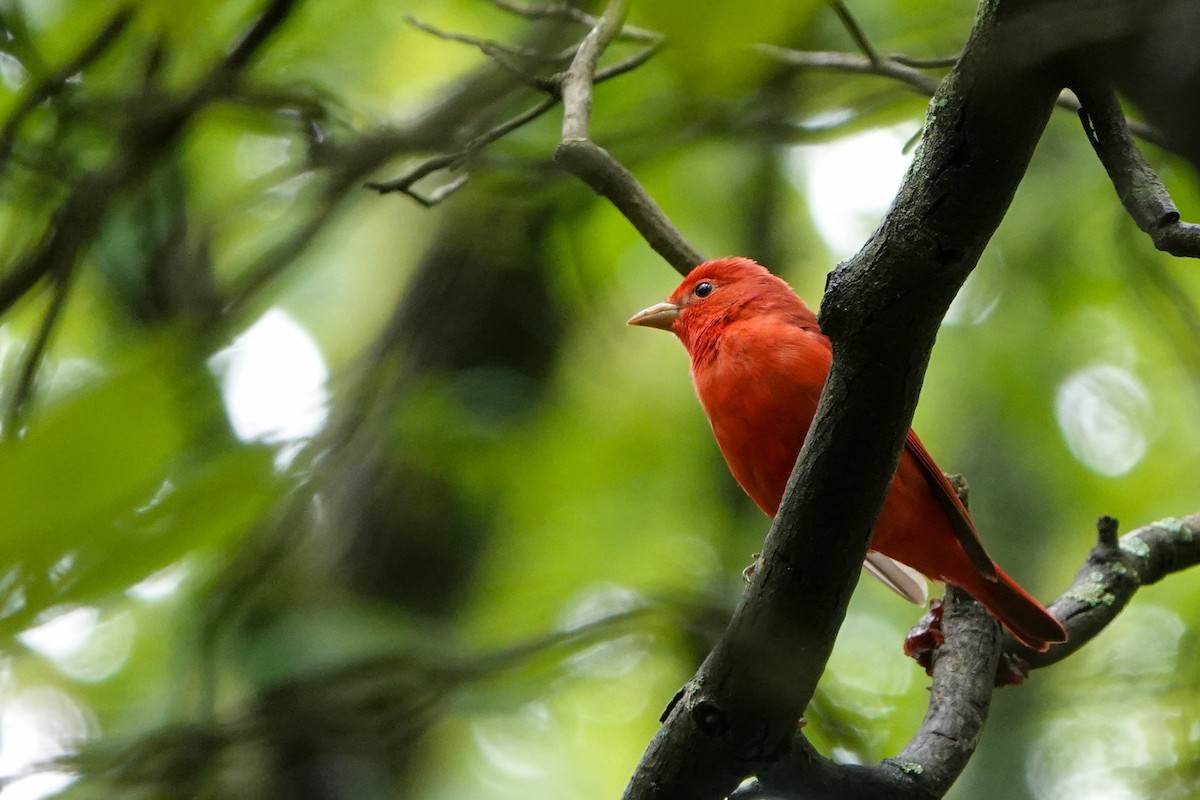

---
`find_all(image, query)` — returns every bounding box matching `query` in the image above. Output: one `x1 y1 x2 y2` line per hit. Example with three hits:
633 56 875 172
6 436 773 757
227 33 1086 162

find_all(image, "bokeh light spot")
1054 364 1151 476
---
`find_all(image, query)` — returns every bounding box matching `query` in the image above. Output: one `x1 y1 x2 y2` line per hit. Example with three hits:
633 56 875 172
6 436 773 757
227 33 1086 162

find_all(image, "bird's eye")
694 281 714 298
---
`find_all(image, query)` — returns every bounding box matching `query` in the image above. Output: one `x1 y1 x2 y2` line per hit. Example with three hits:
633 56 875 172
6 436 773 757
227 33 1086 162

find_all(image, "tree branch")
1074 82 1200 258
366 11 662 209
728 511 1200 799
1021 513 1200 667
552 0 702 274
756 45 1168 148
621 0 1064 795
488 0 662 43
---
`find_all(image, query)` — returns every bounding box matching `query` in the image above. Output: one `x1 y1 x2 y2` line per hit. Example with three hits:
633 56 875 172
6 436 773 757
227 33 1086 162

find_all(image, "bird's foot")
903 596 1033 687
995 652 1030 687
903 598 945 676
741 552 762 583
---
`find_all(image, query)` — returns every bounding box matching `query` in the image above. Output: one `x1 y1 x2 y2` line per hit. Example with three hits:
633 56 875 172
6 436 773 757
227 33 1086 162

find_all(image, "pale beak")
627 301 681 330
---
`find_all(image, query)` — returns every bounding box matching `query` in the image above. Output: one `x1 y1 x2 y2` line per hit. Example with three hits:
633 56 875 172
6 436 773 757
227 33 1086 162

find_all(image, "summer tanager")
628 257 1066 651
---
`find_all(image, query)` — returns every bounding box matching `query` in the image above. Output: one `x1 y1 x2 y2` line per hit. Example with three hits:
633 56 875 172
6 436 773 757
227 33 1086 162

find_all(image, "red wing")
904 429 998 581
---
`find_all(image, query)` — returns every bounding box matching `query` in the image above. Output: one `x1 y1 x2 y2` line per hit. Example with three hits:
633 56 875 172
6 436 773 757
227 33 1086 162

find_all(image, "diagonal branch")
732 511 1200 799
488 0 662 43
1021 513 1200 666
1074 82 1200 259
552 0 701 274
621 0 1065 795
559 0 628 141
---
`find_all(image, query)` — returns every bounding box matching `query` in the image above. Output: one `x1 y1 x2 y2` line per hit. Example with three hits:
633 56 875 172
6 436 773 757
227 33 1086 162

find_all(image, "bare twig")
367 29 662 204
758 45 1169 149
367 96 556 197
405 15 576 64
594 37 663 82
560 0 628 140
488 0 662 43
405 16 561 92
890 53 960 68
828 0 881 66
1075 83 1200 259
551 0 701 273
755 44 942 95
368 11 661 206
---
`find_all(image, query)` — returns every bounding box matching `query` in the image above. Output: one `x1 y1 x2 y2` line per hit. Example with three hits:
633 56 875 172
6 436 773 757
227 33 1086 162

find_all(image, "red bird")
628 257 1065 651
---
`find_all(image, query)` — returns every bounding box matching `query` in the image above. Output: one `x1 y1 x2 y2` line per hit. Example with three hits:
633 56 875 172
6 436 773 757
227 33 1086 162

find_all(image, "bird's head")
627 257 815 353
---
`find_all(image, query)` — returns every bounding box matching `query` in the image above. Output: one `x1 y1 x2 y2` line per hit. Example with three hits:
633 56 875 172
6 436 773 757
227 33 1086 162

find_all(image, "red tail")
964 567 1066 651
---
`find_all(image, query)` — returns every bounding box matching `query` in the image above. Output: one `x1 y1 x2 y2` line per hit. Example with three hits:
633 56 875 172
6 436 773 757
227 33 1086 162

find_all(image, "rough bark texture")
621 0 1063 796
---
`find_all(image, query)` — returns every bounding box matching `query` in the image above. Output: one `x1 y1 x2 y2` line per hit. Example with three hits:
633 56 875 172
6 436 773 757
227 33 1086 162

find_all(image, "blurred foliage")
0 1 1194 799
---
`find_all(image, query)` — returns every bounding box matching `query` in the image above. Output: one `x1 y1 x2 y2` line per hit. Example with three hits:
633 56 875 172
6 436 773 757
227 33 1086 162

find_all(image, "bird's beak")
627 301 681 331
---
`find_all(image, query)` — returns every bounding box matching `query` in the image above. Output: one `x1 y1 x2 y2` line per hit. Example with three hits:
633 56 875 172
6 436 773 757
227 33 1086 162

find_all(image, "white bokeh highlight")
0 688 91 800
789 123 921 260
1054 364 1152 477
209 309 330 455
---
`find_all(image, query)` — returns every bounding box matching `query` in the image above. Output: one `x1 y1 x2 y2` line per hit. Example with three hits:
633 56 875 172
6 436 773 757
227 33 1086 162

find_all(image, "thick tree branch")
621 0 1064 796
1074 82 1200 258
734 587 1001 800
728 511 1200 799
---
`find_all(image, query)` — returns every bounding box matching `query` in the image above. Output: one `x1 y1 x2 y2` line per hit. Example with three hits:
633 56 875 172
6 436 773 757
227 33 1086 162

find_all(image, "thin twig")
405 15 575 64
594 37 663 82
889 52 960 68
405 16 561 92
758 44 1170 149
367 96 557 195
560 0 628 140
828 0 881 65
755 44 942 94
488 0 662 43
367 10 662 205
367 25 662 202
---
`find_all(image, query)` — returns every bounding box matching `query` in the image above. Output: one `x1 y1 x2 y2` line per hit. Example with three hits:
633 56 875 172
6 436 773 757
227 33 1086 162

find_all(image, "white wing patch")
863 551 928 605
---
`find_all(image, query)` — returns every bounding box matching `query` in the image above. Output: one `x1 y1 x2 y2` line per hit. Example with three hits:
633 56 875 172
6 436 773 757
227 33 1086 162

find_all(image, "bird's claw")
904 598 945 675
904 597 1033 687
741 552 763 583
